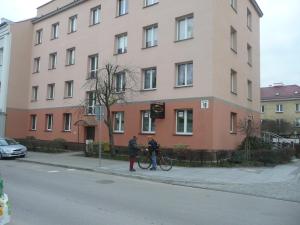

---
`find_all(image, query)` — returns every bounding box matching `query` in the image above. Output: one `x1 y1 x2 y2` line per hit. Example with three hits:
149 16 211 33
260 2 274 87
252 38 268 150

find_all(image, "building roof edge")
249 0 263 17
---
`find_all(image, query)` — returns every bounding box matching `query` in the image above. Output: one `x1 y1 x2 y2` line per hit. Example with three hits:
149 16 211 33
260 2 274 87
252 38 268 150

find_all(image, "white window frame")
143 68 157 90
69 15 77 33
65 81 73 98
141 111 155 134
86 91 97 115
31 115 37 131
35 29 43 45
51 23 59 39
117 0 128 16
247 80 252 101
113 112 124 133
176 109 193 135
176 62 193 87
144 0 158 7
296 104 300 112
88 54 98 78
144 24 158 48
66 48 75 65
276 104 283 113
176 15 193 41
230 112 237 133
247 44 252 66
114 72 126 93
47 83 55 100
63 113 72 131
49 52 57 70
31 86 38 101
230 69 237 94
116 33 128 54
46 114 53 131
230 26 237 53
33 57 40 73
90 6 101 25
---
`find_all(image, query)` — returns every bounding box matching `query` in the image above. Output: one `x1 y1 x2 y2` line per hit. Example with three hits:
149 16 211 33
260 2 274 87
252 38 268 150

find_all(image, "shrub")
51 138 67 149
238 136 272 150
295 144 300 158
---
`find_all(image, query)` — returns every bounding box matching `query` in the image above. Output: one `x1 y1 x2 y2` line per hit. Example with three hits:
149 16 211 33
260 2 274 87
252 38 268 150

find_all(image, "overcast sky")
0 0 299 87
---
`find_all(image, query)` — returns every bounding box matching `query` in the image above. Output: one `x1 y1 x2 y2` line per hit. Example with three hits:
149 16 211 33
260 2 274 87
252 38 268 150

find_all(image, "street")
0 160 300 225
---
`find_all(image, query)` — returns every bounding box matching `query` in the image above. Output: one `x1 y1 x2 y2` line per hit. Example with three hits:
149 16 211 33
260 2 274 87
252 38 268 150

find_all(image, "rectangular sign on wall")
150 103 165 119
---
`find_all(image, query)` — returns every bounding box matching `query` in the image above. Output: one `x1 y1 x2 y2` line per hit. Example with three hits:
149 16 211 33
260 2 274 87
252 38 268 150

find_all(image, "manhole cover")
96 180 115 184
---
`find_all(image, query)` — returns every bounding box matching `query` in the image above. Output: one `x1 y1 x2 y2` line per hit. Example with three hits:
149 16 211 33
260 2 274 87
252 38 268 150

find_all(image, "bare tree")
85 63 139 156
261 119 292 136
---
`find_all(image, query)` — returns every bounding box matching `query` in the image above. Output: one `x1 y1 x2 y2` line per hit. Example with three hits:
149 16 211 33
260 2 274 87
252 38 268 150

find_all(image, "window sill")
31 100 38 103
45 130 53 132
48 68 56 71
67 31 77 35
141 132 156 135
30 129 37 132
34 43 42 46
65 64 75 67
174 85 193 89
276 111 284 113
174 37 194 43
231 91 237 96
142 45 158 50
141 88 157 92
64 96 73 99
113 131 125 134
115 13 128 18
231 48 237 54
143 2 159 8
50 37 58 41
85 114 96 116
89 22 101 27
63 130 72 133
231 6 237 13
247 26 252 32
230 131 237 135
32 72 40 74
248 62 252 67
247 98 253 102
174 133 193 136
46 98 54 101
113 51 127 56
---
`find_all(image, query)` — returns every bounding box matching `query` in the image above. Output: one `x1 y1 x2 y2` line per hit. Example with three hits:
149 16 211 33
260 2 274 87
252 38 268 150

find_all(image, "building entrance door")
86 126 95 141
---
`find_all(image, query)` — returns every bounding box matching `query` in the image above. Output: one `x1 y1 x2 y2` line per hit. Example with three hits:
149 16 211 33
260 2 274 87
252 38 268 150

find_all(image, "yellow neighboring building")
261 84 300 137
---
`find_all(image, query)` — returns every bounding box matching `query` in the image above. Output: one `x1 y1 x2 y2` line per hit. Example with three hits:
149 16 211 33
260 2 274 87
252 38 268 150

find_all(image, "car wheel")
20 154 26 158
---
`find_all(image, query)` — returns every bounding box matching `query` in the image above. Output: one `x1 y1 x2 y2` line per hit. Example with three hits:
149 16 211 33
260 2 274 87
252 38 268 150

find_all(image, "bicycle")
137 149 173 171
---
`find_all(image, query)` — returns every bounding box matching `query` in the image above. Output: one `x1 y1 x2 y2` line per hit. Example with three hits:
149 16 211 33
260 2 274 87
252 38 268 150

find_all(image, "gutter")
250 0 263 17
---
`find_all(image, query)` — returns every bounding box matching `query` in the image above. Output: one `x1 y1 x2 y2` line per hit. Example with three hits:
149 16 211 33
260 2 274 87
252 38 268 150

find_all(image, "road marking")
48 170 60 173
67 169 76 171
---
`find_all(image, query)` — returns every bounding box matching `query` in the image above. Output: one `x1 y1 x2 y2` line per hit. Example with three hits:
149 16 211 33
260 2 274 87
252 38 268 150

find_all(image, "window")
0 48 3 66
51 23 59 39
261 105 265 113
142 111 155 133
230 0 237 11
35 29 43 45
230 69 237 94
176 62 193 87
296 104 300 112
47 83 55 100
114 72 126 93
247 80 252 101
115 33 128 54
49 52 57 70
247 8 252 30
230 112 237 133
230 27 237 52
144 24 158 48
276 104 283 113
88 54 98 78
247 44 252 66
66 48 75 65
31 86 38 101
296 118 300 127
65 81 73 98
176 14 193 41
117 0 128 16
63 113 72 131
86 91 96 115
68 15 77 33
33 57 40 73
113 112 124 133
46 114 53 131
143 68 156 90
176 109 193 135
144 0 158 7
90 6 101 25
30 115 37 130
201 100 209 109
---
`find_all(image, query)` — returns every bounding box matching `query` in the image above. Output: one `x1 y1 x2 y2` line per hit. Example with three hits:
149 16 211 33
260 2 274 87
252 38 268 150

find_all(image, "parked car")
0 178 11 225
0 138 27 159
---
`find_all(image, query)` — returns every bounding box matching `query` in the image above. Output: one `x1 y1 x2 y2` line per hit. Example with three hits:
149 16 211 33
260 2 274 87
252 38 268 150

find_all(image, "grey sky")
0 0 299 87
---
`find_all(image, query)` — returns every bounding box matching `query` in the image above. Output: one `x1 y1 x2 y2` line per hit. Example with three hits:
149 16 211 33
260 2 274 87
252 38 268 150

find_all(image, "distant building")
4 0 263 150
261 84 300 137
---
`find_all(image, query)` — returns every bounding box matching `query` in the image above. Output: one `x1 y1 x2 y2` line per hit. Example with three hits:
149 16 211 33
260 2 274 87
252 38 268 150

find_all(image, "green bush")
51 138 67 149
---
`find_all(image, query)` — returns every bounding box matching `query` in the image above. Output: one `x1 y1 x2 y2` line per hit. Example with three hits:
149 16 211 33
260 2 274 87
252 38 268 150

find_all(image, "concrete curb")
16 158 300 204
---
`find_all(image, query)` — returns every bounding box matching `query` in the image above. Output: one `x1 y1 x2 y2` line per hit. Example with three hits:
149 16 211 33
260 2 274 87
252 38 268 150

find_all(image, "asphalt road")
0 160 300 225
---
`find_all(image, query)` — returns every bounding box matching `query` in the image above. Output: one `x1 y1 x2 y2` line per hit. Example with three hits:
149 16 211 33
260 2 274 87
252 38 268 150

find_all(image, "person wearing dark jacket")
128 136 139 172
148 137 159 171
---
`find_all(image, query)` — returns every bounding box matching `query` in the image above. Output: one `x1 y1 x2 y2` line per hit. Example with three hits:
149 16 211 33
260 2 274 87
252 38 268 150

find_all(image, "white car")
0 138 27 159
0 193 10 225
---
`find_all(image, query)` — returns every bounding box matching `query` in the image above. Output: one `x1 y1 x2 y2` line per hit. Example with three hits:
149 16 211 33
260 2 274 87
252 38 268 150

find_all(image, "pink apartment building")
5 0 263 150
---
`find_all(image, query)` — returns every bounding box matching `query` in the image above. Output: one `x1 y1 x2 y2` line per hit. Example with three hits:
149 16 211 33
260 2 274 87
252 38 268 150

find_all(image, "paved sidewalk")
17 151 300 203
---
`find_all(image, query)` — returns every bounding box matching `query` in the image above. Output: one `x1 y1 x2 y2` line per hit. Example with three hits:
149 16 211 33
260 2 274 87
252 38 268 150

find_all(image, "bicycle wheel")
159 156 173 171
138 153 151 169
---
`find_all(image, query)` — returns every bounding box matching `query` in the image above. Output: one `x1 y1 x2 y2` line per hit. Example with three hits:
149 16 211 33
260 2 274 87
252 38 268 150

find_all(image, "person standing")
148 136 159 171
128 136 139 172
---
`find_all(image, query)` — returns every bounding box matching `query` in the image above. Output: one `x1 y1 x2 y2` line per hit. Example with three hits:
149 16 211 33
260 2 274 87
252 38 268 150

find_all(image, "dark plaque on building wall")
150 103 165 119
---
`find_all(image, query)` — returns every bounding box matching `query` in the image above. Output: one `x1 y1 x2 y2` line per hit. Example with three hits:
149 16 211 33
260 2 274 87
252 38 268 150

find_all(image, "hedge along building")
5 0 263 150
